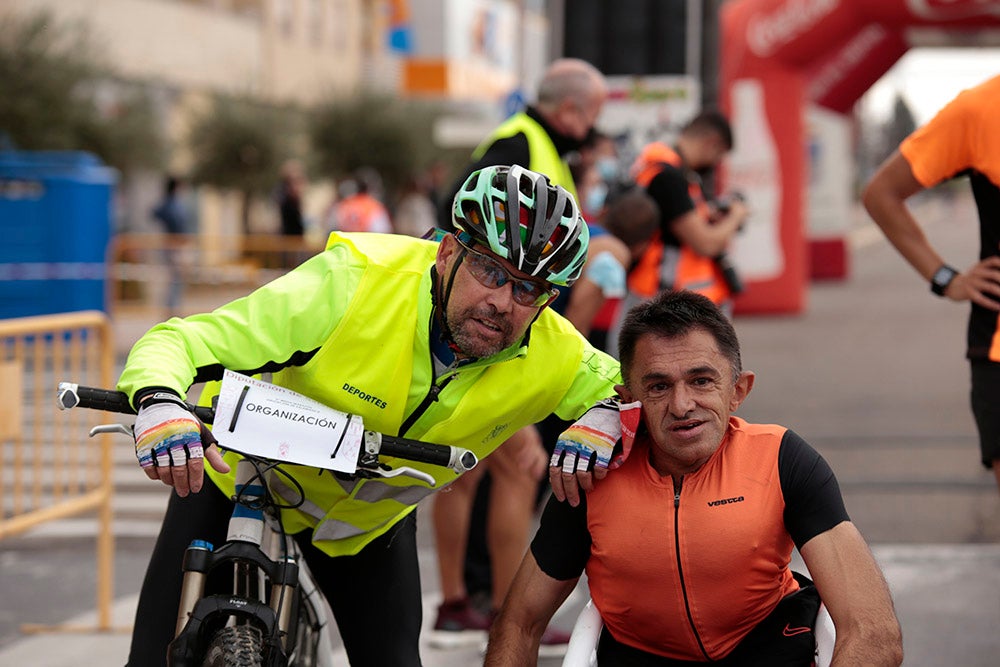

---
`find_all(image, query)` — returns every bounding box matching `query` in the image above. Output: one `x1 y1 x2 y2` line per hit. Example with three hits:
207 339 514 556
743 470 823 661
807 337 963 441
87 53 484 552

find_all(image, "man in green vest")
117 165 619 667
430 57 608 653
438 58 606 232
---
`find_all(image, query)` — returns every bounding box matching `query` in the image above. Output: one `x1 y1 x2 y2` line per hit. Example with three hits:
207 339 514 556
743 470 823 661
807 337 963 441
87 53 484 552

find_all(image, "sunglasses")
456 239 558 308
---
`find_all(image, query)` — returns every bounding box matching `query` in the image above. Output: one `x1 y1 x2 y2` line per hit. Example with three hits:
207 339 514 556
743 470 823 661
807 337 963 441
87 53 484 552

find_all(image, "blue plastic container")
0 151 118 319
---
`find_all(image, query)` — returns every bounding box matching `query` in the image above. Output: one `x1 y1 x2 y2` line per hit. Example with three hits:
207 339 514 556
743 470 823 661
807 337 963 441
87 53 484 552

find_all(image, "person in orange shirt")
863 74 1000 494
330 168 392 234
485 291 903 666
627 111 748 310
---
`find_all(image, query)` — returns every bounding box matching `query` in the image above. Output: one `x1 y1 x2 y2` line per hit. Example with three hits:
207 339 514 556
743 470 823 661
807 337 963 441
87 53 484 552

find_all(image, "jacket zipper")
400 302 524 438
398 372 457 436
673 477 711 661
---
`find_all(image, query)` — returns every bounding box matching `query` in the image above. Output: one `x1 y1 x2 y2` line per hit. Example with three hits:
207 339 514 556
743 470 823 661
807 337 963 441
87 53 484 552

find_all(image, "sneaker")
427 597 494 649
537 625 572 658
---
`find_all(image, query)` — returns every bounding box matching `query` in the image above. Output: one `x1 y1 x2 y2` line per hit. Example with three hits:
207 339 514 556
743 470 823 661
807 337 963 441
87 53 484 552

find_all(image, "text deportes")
342 383 388 409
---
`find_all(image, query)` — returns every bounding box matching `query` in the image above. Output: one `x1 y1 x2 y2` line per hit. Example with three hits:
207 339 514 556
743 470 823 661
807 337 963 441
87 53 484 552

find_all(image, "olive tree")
309 94 447 202
0 10 163 171
186 96 299 234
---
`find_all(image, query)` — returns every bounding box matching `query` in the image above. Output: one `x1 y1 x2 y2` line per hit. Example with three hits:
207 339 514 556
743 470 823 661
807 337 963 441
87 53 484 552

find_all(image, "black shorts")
595 574 821 666
970 360 1000 468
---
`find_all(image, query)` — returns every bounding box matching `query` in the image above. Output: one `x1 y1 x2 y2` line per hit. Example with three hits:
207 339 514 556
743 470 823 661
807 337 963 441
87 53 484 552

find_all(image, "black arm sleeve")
436 133 532 231
645 165 696 245
530 493 592 581
778 430 851 549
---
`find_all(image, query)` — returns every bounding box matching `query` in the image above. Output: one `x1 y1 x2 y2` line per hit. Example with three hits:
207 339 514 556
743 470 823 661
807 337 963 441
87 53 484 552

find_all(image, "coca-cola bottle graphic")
728 78 783 281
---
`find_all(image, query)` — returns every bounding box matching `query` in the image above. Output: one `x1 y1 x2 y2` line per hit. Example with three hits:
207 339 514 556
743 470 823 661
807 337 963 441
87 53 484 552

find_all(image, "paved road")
2 194 998 665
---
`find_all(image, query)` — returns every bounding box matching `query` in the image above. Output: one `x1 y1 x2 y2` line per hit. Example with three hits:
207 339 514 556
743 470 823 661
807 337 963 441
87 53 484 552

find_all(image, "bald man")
437 57 607 231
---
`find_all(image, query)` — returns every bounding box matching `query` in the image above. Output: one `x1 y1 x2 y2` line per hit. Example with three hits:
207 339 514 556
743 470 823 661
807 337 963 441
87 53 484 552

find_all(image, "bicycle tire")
201 625 265 667
286 573 330 666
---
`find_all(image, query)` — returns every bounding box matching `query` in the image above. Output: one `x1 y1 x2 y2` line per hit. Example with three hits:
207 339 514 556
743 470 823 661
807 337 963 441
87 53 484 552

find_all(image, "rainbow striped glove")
551 398 642 474
133 392 204 470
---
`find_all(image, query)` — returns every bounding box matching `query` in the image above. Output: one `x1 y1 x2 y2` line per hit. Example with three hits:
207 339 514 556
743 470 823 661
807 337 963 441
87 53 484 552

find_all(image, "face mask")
585 182 608 215
694 165 715 180
596 157 618 182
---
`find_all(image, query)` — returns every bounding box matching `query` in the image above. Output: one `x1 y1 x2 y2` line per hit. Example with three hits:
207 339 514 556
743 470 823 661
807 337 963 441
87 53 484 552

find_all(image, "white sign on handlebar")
214 370 363 473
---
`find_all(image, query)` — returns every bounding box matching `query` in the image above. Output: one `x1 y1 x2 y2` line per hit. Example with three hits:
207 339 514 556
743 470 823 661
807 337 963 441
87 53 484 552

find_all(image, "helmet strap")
433 243 469 354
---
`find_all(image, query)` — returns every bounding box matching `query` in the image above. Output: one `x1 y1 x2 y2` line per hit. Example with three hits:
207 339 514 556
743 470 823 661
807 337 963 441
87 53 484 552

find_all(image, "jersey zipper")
673 476 711 661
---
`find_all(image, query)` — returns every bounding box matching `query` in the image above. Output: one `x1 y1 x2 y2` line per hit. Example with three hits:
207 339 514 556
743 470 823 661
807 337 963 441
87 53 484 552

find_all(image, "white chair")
561 599 600 667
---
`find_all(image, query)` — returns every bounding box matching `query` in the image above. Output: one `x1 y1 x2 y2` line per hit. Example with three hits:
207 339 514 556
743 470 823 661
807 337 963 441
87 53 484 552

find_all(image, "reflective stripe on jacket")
628 142 729 305
118 232 619 556
473 112 579 201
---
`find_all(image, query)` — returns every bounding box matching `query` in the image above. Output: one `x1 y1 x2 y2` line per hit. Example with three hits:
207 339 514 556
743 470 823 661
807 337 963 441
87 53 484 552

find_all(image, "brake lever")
364 465 436 487
89 423 134 438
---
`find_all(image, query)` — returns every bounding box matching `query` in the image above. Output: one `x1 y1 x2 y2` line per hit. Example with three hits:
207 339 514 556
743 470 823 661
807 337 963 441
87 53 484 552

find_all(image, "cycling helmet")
452 165 589 286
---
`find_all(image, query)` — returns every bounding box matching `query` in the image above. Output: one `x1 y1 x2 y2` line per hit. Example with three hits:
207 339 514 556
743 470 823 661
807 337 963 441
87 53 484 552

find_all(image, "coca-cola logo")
907 0 1000 20
747 0 840 58
807 23 888 102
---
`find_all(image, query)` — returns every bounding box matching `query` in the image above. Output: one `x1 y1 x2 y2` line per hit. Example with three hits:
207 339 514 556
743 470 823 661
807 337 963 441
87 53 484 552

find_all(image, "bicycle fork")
173 459 300 655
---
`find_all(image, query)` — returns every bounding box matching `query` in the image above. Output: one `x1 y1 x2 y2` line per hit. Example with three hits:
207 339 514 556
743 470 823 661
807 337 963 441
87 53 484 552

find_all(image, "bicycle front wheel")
201 625 264 667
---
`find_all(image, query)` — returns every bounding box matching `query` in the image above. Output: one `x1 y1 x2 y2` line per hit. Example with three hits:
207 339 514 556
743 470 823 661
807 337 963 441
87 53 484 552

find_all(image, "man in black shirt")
612 111 747 340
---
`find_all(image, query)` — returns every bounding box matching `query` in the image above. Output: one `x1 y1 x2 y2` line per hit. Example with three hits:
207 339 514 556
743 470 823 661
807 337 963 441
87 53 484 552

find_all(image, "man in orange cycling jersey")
864 74 1000 494
486 291 902 666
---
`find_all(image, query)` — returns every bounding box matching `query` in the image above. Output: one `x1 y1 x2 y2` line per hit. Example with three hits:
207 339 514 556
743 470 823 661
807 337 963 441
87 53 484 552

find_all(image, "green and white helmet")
452 165 589 286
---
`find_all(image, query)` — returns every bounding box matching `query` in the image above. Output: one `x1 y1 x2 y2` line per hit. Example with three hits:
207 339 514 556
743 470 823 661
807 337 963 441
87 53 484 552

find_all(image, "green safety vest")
474 112 579 200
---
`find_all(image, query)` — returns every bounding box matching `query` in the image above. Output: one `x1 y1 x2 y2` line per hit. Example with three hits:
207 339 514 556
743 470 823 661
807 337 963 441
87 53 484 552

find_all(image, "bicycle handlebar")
58 382 216 423
56 382 478 474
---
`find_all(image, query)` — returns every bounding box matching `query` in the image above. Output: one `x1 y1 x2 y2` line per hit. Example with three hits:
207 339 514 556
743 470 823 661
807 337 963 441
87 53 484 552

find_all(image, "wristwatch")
930 264 958 296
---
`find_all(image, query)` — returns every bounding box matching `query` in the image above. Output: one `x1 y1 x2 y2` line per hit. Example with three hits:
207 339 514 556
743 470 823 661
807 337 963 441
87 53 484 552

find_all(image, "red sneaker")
428 597 493 649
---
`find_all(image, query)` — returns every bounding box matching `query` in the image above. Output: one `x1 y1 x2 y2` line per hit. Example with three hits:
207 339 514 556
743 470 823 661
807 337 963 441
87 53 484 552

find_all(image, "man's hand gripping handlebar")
57 382 478 492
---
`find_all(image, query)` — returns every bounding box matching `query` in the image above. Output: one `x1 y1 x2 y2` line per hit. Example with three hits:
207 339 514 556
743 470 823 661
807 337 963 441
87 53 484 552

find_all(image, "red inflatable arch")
720 0 1000 314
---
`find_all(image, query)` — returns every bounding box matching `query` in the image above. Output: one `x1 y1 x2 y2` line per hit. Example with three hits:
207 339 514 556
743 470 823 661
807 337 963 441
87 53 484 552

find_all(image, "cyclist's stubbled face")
617 330 754 478
436 235 545 359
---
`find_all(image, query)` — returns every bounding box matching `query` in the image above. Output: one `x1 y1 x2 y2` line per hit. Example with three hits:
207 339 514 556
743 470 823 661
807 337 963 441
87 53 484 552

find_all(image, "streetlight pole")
700 0 724 108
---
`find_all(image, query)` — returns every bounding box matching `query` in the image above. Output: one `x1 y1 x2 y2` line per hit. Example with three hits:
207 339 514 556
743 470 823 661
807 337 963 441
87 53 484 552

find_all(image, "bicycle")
56 371 478 667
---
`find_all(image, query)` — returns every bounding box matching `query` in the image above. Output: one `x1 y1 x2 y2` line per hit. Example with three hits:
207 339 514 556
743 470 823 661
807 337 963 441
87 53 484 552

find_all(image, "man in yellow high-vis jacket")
118 166 619 667
430 58 608 652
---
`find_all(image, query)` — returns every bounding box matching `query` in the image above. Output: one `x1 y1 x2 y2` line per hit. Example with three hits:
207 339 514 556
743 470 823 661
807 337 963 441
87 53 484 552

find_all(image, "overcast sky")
862 47 1000 124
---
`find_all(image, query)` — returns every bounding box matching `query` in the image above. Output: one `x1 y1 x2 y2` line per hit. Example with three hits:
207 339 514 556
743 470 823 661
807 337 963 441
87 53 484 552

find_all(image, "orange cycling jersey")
531 417 849 662
628 143 730 305
900 74 1000 361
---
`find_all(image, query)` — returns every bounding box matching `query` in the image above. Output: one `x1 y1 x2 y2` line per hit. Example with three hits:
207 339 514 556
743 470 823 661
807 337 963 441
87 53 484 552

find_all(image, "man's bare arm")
484 551 579 666
863 151 1000 309
800 521 903 666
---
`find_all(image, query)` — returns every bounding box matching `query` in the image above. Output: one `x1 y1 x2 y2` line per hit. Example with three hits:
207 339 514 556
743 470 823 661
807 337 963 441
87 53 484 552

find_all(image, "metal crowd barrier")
107 233 322 312
0 311 116 632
